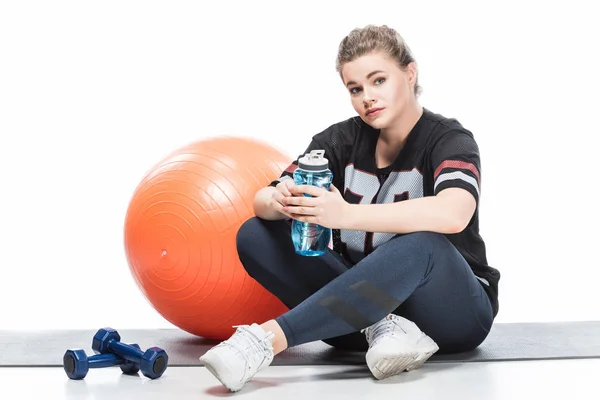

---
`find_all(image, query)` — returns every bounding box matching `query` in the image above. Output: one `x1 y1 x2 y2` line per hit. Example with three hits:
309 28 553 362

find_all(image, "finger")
283 180 297 196
278 187 292 197
290 185 324 197
276 198 288 208
272 201 294 219
287 186 303 197
283 206 317 216
284 196 318 206
277 182 293 196
290 214 319 224
272 193 290 210
272 192 286 205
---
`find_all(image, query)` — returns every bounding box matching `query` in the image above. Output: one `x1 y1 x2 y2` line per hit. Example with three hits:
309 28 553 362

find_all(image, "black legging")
236 217 493 353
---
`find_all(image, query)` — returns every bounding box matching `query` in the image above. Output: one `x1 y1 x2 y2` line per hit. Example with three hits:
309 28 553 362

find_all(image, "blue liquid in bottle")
291 150 334 256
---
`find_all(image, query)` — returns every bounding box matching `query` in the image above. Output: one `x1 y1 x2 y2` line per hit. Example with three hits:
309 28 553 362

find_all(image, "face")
341 51 417 129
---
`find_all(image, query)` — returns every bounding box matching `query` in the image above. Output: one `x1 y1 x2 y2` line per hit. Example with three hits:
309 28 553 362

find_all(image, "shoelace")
221 325 275 371
364 316 410 345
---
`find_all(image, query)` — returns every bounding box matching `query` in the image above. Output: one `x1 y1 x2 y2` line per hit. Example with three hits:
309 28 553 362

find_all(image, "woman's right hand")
268 180 297 217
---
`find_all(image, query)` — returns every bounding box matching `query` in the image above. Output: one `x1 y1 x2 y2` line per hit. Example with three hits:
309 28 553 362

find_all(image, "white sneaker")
362 314 439 380
199 323 275 392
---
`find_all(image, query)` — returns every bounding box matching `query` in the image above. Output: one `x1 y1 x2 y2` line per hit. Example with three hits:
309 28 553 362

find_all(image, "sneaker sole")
368 337 440 379
370 351 420 380
406 336 439 372
200 355 243 392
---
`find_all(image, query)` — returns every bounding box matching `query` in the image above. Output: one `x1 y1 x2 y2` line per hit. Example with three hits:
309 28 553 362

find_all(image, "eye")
349 87 362 95
374 77 385 85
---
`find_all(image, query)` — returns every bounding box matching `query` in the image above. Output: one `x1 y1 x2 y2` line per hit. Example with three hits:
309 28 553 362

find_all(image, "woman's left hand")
282 184 351 229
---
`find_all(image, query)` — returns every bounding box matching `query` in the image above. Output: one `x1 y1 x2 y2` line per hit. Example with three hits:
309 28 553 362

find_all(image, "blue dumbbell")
63 345 141 380
92 328 168 379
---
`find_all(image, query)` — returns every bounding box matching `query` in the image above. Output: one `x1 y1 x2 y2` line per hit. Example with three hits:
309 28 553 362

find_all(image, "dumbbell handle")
88 353 128 368
107 339 144 361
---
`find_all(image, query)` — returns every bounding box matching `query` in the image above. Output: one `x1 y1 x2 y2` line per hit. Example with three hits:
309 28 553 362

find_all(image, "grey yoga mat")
2 321 600 367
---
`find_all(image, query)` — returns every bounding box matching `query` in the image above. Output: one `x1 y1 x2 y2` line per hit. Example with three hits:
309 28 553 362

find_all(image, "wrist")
342 203 360 230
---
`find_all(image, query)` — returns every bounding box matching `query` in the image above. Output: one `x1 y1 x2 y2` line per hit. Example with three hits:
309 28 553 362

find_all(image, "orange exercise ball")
123 136 291 340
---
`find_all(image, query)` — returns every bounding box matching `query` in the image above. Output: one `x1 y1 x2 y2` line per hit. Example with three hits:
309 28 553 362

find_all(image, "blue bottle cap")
298 150 329 171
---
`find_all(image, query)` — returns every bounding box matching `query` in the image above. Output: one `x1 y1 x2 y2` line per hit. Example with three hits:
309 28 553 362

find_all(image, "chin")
361 115 389 129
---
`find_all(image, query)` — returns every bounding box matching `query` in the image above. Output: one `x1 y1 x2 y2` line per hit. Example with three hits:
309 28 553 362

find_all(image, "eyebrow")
345 70 385 87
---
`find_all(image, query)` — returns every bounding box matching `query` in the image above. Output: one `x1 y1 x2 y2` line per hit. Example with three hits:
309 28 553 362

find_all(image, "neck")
380 101 423 146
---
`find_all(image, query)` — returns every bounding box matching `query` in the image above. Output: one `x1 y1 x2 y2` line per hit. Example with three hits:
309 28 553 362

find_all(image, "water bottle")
291 150 334 256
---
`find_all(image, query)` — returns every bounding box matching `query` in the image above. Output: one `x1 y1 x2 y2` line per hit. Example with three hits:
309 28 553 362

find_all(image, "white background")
1 0 598 330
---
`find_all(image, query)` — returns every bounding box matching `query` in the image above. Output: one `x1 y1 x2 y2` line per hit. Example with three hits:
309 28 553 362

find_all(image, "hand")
282 184 351 229
266 180 301 220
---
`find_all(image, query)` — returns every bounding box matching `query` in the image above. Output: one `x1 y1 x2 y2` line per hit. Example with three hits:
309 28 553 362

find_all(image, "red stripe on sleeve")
284 164 298 174
434 160 480 182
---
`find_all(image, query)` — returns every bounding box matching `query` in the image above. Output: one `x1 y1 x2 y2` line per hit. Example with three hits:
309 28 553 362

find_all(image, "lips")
366 107 385 117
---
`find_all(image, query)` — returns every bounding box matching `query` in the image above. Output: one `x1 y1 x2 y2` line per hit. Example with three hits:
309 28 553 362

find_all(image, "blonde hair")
336 25 422 97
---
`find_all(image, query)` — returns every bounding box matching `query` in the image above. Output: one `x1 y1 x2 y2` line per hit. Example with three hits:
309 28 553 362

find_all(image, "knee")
235 217 264 278
236 217 289 272
405 231 444 244
380 232 451 272
236 217 263 257
388 231 444 255
408 231 450 251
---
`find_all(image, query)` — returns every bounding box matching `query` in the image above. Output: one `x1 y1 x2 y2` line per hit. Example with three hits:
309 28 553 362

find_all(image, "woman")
200 24 500 392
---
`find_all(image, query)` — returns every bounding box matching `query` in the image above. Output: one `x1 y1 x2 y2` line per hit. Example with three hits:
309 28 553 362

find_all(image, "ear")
406 61 418 86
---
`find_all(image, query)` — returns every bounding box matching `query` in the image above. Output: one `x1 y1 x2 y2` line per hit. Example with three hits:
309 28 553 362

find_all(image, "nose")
362 87 376 105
